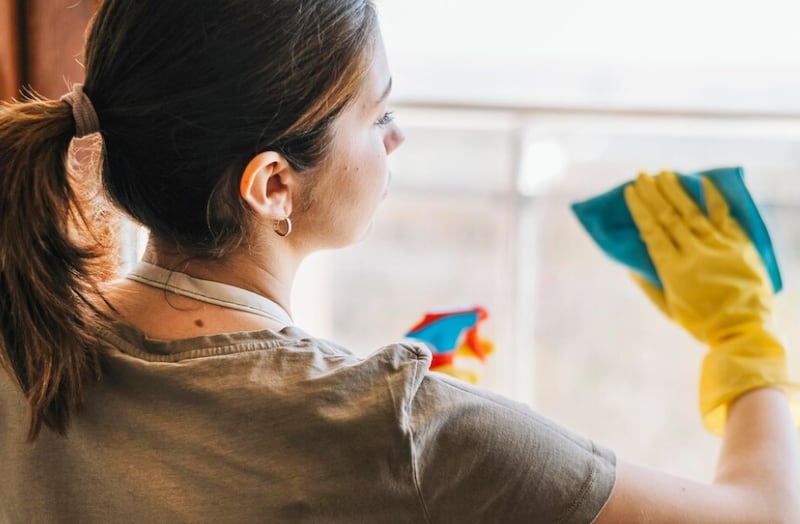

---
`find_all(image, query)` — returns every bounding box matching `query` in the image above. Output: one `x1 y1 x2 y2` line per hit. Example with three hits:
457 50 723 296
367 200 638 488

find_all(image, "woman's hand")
624 171 773 345
624 171 791 434
592 171 800 524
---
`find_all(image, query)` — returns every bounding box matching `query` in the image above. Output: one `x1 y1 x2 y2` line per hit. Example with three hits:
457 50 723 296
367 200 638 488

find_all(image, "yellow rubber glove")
624 171 796 435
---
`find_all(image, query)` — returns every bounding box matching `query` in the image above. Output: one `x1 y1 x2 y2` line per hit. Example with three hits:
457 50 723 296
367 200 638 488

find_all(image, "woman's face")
297 30 405 249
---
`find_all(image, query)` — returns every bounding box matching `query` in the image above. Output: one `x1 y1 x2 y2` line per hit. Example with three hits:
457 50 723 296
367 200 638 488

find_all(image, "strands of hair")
0 95 108 441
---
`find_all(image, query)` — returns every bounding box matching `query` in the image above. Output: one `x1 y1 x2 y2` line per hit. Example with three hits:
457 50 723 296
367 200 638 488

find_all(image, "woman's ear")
240 151 294 220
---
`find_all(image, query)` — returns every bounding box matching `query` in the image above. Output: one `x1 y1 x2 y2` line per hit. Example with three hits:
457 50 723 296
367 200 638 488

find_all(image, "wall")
0 0 100 101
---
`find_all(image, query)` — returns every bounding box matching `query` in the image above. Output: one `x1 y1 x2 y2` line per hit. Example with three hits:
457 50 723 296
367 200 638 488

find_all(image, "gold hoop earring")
273 217 292 237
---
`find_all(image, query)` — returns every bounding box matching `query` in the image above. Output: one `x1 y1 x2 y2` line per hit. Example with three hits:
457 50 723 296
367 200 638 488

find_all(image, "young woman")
0 1 797 522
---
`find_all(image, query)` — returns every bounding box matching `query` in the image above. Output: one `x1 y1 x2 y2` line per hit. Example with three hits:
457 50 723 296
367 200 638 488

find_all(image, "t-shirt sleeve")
409 371 616 523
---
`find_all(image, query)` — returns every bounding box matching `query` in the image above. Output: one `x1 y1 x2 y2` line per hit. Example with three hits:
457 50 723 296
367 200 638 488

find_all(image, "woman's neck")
140 243 300 319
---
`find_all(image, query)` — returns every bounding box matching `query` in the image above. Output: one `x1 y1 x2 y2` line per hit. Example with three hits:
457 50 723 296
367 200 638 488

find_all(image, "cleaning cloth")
571 166 782 292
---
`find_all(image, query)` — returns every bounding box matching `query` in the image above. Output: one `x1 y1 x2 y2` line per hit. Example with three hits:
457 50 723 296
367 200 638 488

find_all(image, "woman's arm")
595 171 799 522
596 387 800 523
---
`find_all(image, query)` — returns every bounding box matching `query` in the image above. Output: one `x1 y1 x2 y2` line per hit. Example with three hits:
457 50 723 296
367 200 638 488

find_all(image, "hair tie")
60 83 100 138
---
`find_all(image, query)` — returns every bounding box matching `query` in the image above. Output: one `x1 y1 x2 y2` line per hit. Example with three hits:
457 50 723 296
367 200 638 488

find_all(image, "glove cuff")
700 328 793 435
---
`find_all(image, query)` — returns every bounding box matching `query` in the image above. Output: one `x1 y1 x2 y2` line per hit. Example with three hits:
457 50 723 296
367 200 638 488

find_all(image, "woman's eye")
376 111 395 126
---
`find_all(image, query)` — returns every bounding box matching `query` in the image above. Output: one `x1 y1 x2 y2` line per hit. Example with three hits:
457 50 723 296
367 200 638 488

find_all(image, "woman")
0 1 797 522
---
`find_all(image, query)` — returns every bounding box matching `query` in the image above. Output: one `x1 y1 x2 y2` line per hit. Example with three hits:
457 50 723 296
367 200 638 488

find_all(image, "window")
287 106 800 481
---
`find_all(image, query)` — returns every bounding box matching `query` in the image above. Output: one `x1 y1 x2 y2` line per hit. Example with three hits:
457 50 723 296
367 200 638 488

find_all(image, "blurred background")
3 0 800 482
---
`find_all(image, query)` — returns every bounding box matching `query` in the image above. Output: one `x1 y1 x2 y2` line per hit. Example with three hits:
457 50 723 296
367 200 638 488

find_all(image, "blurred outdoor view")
288 0 800 482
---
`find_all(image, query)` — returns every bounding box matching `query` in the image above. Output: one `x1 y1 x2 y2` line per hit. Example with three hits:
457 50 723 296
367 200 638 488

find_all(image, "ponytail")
0 95 107 441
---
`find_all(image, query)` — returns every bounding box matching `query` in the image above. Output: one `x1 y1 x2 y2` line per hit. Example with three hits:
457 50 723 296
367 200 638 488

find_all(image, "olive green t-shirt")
0 324 615 523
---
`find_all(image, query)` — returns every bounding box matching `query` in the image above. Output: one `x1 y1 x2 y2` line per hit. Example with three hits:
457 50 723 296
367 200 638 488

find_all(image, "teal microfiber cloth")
571 166 782 293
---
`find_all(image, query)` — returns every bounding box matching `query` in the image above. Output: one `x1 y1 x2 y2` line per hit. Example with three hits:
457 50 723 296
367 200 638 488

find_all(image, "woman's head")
0 0 402 440
85 0 385 257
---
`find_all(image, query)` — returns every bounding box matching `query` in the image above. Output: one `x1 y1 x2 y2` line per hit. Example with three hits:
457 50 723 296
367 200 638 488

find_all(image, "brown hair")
0 0 378 440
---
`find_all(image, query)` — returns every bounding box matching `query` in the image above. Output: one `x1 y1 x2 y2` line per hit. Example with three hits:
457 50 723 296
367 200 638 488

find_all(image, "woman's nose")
385 123 405 154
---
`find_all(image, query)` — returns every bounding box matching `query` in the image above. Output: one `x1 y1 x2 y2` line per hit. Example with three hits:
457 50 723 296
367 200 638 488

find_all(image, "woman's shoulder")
97 320 430 365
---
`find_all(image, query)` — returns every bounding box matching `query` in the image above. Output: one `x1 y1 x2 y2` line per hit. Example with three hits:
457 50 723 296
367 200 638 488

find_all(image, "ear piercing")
273 217 293 237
